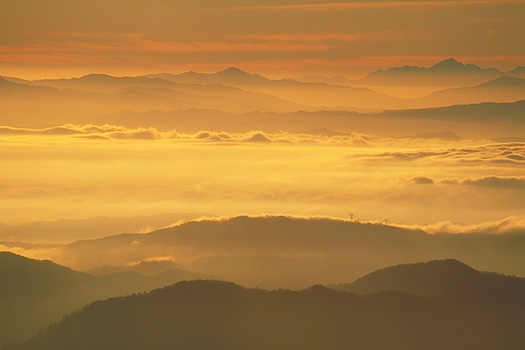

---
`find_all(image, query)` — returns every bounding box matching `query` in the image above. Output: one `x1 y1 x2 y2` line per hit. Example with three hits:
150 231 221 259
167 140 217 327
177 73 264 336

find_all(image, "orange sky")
1 0 524 79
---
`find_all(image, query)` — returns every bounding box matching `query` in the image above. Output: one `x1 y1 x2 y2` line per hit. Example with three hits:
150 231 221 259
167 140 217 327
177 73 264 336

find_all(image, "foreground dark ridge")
7 259 525 350
0 252 208 347
332 259 525 304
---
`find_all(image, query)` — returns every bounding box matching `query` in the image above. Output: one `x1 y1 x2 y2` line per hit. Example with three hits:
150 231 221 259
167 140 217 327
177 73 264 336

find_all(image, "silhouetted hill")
332 259 525 306
0 252 207 347
12 278 525 350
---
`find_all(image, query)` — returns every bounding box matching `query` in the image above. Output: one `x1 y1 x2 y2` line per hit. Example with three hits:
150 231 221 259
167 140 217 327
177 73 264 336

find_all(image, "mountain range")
358 58 503 87
2 58 524 129
5 259 525 350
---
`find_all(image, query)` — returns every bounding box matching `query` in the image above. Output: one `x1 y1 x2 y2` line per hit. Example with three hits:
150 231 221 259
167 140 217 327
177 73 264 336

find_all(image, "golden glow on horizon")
0 0 523 79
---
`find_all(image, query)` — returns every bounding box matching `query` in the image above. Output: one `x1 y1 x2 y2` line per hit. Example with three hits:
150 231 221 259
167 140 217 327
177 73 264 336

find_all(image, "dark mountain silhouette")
332 259 525 346
332 259 525 305
0 252 207 347
11 275 525 350
359 58 503 87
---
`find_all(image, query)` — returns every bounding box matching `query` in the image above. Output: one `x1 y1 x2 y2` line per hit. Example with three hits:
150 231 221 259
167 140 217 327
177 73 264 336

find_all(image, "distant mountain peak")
429 58 502 74
78 73 114 80
430 57 467 71
437 57 460 65
218 67 249 75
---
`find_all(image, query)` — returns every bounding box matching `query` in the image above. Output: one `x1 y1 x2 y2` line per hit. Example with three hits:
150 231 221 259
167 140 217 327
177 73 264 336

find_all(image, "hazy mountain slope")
32 74 304 112
94 100 525 139
0 78 62 97
413 76 525 107
507 66 525 79
296 75 353 86
375 99 525 138
147 67 270 86
44 216 525 290
0 252 207 347
0 75 304 127
0 252 95 345
0 213 212 244
0 212 210 243
359 58 503 87
149 67 403 109
13 278 524 350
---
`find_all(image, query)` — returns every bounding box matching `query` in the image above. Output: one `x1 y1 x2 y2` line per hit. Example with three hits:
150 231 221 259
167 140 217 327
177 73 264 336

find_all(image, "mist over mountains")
1 58 524 131
94 99 525 139
5 216 524 290
1 58 524 348
1 0 524 345
0 252 208 346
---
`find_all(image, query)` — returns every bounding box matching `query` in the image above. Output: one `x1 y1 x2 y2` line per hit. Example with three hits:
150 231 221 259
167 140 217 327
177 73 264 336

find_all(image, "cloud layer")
0 127 522 228
350 142 525 164
0 124 371 145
